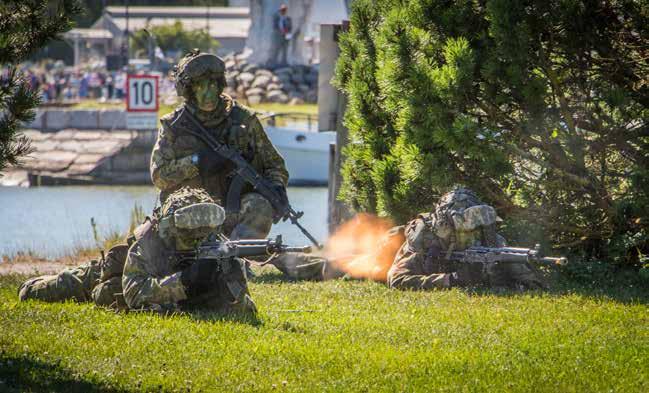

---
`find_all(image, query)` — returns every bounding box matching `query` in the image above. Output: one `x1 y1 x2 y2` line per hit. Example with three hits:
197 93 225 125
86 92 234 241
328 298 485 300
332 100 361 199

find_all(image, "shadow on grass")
0 354 127 393
465 271 649 304
250 270 303 284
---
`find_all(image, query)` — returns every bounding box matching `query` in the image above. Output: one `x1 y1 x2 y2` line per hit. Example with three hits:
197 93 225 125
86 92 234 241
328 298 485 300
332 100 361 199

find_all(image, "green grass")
0 270 647 392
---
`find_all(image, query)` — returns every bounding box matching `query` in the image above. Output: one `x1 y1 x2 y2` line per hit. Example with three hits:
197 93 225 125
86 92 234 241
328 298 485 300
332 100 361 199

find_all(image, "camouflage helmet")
431 187 501 250
173 49 227 99
158 186 225 241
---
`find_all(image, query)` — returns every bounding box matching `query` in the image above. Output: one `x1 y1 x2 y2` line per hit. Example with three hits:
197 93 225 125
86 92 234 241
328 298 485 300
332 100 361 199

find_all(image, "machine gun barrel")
448 245 566 266
181 235 312 261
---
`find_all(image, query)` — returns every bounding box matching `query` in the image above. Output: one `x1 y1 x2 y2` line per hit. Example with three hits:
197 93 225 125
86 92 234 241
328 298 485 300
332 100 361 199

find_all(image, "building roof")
64 28 113 40
102 6 250 39
105 6 249 19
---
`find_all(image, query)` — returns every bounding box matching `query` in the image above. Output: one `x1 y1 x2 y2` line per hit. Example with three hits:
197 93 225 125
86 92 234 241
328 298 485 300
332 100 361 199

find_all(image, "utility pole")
125 0 130 67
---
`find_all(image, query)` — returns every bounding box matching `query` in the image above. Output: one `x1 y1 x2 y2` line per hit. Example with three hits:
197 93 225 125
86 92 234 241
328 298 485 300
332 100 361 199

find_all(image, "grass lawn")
0 269 647 392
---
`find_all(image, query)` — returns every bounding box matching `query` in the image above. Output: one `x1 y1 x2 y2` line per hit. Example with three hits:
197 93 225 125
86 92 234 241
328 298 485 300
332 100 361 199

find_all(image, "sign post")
126 74 159 129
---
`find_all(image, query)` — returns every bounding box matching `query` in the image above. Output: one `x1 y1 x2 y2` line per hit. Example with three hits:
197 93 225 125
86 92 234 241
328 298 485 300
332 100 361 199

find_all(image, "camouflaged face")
174 50 226 99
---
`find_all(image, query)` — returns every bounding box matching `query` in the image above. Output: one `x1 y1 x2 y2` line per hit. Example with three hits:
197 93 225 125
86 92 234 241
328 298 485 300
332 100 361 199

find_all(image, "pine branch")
0 0 82 174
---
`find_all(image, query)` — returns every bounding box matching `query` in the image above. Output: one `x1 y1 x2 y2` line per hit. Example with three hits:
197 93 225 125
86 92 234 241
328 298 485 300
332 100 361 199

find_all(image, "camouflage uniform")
122 186 256 314
387 188 544 290
150 51 288 239
18 244 129 308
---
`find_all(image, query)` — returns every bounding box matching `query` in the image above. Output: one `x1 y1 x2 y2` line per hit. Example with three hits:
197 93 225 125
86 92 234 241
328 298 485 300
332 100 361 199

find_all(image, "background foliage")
0 0 82 175
335 0 649 265
130 21 219 58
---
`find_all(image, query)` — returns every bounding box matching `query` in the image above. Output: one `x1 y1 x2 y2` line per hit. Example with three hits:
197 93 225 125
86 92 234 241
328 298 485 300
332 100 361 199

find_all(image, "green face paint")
193 78 222 111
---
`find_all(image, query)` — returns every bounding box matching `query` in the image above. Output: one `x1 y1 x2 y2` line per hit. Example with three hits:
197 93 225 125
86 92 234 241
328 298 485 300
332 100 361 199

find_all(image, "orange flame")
323 214 405 282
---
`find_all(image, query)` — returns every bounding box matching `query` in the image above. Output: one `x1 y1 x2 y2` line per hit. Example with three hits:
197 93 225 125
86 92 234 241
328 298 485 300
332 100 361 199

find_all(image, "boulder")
297 83 311 93
237 72 255 84
242 63 259 74
277 73 293 85
288 91 305 101
271 75 280 83
267 90 289 104
291 72 305 85
251 75 272 89
255 69 274 78
247 95 262 105
288 97 305 105
224 87 238 98
273 66 292 76
224 59 236 70
266 83 283 91
305 90 318 103
305 71 318 85
245 87 266 97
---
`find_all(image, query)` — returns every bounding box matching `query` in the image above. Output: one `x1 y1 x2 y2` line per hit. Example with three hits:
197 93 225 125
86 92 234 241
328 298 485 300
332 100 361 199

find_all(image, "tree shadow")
249 270 306 284
0 353 127 393
463 271 649 304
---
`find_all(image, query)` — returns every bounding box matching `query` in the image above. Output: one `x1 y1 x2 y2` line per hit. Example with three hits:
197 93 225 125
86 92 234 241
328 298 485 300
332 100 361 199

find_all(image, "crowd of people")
18 61 177 104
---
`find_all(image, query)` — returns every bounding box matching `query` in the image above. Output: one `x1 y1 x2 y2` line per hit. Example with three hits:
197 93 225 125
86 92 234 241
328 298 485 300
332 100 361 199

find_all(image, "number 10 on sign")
127 75 159 112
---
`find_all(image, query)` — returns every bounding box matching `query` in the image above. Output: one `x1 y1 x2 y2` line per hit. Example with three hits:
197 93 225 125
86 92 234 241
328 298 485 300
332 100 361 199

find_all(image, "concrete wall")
27 110 141 131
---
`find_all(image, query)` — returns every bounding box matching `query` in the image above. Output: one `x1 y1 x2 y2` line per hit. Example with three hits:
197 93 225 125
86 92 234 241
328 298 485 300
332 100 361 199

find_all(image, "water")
0 186 328 258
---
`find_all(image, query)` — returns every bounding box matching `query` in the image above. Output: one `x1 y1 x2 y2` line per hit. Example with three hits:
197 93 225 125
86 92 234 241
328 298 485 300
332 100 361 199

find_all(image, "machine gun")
174 106 323 249
176 235 312 262
447 245 567 266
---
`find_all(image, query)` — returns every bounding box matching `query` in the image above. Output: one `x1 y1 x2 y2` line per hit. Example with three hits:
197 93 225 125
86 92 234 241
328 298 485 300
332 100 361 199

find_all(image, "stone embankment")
222 53 318 105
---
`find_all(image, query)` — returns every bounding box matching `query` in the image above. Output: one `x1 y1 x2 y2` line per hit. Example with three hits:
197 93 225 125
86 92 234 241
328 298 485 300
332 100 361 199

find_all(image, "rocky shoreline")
222 53 318 105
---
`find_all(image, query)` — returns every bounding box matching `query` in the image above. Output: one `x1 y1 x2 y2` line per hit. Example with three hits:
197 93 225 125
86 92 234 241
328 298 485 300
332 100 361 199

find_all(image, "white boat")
260 113 335 186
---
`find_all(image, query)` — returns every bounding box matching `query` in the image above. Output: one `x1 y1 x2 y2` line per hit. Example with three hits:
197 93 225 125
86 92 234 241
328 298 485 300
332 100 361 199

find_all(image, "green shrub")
335 0 649 265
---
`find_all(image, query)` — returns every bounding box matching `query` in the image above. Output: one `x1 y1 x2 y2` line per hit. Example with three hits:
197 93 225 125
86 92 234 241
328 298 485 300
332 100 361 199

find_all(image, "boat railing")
258 112 318 132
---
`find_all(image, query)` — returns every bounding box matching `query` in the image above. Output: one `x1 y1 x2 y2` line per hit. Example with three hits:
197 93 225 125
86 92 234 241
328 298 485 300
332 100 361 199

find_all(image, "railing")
258 112 318 132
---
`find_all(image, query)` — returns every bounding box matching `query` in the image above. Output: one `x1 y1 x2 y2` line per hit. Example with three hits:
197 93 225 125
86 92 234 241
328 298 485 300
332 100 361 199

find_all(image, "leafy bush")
335 0 649 265
131 21 219 58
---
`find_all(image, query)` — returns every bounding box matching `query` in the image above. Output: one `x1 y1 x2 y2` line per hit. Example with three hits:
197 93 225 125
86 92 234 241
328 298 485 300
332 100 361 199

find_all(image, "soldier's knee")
241 193 273 218
233 193 273 238
92 277 122 307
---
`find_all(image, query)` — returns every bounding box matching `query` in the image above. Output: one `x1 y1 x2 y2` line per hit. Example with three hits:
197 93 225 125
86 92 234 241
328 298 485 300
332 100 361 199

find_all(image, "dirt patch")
0 256 83 276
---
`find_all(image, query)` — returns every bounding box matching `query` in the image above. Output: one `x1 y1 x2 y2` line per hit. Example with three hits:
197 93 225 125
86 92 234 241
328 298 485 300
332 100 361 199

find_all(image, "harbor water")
0 186 328 259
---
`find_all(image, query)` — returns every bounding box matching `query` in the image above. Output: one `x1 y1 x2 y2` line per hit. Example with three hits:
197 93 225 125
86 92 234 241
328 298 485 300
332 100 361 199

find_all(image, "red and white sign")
126 74 159 112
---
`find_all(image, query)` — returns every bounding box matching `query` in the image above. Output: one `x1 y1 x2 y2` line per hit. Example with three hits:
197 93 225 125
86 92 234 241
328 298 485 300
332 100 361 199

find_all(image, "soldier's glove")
272 182 289 205
449 263 486 287
180 258 220 299
193 149 230 175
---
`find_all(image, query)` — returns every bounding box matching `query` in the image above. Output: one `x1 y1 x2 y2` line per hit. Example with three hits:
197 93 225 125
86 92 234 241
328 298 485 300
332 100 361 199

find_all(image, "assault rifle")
176 235 312 262
174 106 322 249
446 245 566 266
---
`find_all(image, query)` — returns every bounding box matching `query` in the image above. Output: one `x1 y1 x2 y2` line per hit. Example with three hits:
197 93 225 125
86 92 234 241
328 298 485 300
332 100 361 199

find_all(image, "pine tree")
0 0 82 175
336 0 649 264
